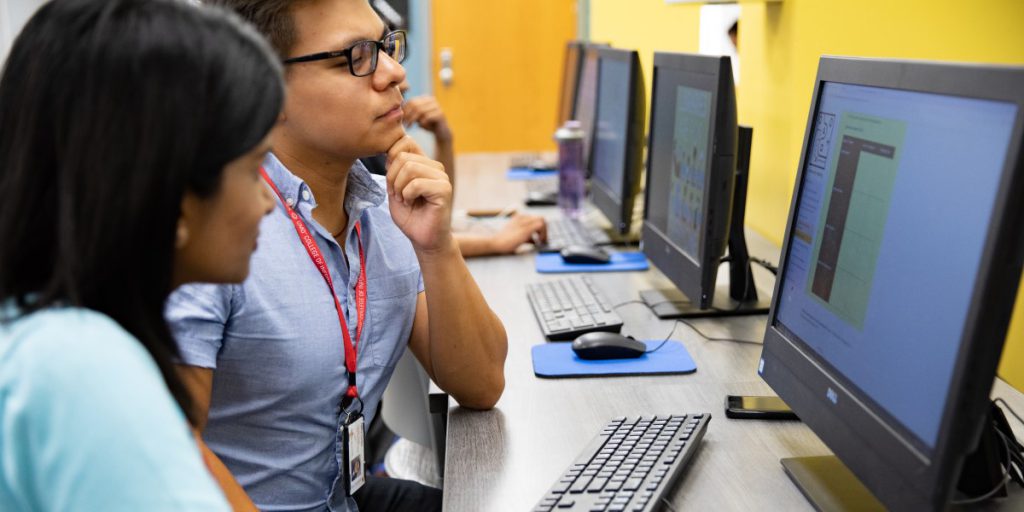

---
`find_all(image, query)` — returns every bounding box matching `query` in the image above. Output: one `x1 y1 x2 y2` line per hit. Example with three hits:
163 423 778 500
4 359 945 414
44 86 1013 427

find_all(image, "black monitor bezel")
589 47 646 235
640 52 737 309
557 41 584 128
759 56 1024 510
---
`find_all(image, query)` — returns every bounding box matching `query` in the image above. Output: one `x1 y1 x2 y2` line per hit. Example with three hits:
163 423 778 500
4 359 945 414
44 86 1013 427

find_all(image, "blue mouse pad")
535 251 649 273
507 167 558 181
531 340 696 378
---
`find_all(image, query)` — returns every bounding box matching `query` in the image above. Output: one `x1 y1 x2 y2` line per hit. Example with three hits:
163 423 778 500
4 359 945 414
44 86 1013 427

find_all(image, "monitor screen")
773 81 1018 453
646 82 714 264
574 47 600 170
591 57 630 203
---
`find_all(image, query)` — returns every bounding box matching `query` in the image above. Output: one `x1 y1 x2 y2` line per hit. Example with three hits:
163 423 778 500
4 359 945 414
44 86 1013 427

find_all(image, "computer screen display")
590 57 630 203
574 47 600 170
773 81 1018 452
645 62 723 265
667 86 712 263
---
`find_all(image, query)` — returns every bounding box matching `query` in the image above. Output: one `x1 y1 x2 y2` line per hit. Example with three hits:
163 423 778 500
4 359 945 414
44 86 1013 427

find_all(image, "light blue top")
0 306 230 511
166 154 424 512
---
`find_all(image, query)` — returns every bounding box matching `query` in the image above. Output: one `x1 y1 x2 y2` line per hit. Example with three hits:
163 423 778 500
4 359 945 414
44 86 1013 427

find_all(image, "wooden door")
431 0 577 153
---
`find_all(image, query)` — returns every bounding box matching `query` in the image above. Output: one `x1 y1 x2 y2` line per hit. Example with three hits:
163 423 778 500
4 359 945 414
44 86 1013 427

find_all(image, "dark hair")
204 0 300 58
0 0 284 424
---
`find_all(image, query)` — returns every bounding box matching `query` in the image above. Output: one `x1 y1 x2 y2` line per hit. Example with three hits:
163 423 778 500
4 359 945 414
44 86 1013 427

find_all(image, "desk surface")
443 152 1024 511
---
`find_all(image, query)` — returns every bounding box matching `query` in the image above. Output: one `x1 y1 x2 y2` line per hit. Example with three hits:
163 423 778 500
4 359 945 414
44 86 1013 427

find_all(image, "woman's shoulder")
0 307 230 511
2 307 147 375
0 307 160 400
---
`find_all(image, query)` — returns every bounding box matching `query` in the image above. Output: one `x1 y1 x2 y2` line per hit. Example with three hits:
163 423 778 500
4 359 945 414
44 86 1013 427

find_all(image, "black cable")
611 300 650 310
677 317 763 345
660 497 679 512
994 398 1024 467
611 301 679 354
750 257 778 275
995 398 1024 430
614 299 761 345
950 429 1014 505
644 320 680 354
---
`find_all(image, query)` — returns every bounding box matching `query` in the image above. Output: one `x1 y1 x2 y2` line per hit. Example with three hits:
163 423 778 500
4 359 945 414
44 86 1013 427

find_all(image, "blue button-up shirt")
166 154 423 512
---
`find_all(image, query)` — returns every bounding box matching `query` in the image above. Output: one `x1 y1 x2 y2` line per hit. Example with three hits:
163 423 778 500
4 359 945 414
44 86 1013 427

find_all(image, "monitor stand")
781 456 886 512
641 126 771 319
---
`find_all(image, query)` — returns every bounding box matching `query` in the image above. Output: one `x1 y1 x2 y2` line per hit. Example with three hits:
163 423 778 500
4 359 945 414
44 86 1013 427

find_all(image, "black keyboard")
541 217 613 252
527 276 624 341
533 414 710 512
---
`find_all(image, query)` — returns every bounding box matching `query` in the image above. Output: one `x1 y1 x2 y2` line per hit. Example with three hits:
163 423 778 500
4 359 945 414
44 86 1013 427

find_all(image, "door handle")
438 47 453 87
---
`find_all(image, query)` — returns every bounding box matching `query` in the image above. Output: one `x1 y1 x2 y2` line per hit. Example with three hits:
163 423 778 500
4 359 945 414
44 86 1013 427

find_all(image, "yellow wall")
432 0 576 153
590 0 1024 391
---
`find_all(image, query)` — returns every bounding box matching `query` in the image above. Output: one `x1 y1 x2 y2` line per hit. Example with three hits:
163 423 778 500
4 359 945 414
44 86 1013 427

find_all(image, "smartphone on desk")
725 395 799 420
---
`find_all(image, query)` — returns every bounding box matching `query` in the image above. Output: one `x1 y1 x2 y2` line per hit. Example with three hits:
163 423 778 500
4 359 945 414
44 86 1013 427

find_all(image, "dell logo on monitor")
826 387 838 404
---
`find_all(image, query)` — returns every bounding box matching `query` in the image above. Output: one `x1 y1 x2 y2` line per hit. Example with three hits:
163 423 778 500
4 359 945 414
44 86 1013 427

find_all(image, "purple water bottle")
555 120 586 219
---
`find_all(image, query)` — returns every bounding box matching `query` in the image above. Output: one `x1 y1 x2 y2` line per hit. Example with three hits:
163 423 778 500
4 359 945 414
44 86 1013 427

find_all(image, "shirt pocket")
363 268 421 368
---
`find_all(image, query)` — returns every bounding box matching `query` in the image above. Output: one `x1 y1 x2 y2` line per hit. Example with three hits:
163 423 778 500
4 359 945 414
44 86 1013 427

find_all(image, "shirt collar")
262 153 386 222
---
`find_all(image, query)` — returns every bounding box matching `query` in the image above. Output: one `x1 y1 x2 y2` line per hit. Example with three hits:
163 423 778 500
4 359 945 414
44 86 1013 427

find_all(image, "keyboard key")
622 478 643 491
569 476 592 494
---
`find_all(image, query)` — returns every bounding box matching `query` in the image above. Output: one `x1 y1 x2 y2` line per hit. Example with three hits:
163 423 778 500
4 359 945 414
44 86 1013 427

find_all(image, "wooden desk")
441 153 1024 511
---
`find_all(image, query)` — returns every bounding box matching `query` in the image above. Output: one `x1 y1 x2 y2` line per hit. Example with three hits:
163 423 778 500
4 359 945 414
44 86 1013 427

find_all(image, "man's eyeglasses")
283 30 407 77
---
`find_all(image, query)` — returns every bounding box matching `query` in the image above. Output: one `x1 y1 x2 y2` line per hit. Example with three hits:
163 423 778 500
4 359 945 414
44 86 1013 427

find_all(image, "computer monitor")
760 57 1024 510
556 41 584 129
574 44 602 173
588 47 646 236
639 52 771 316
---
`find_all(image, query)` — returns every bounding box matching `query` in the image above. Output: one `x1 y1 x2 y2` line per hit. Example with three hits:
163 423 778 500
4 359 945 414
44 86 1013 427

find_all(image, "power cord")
996 398 1024 429
950 428 1015 505
750 257 778 275
949 399 1024 505
995 398 1024 472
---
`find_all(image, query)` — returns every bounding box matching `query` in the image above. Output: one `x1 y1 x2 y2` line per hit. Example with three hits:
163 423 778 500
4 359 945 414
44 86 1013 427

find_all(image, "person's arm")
386 135 507 409
179 366 257 512
455 214 548 258
404 96 455 189
194 428 258 511
166 284 255 510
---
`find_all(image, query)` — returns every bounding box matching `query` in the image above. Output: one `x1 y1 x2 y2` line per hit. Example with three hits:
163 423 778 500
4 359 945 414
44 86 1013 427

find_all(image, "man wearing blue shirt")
166 1 508 510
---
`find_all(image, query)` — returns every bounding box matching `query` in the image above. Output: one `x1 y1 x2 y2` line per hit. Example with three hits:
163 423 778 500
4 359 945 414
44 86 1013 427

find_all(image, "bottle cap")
554 120 584 141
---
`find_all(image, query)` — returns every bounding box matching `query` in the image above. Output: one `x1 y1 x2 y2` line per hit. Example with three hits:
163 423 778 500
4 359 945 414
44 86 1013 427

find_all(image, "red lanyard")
260 168 367 402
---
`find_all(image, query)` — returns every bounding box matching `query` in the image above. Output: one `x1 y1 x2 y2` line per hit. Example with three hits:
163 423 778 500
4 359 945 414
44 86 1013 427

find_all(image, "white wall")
1 0 47 64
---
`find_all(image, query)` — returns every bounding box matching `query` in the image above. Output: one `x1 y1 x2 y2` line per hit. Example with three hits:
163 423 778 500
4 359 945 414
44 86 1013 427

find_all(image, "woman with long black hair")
0 0 283 509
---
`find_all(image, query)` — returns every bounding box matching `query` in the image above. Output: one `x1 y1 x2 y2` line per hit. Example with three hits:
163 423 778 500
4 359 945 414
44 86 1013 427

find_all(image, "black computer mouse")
525 190 558 207
571 332 647 360
560 245 611 264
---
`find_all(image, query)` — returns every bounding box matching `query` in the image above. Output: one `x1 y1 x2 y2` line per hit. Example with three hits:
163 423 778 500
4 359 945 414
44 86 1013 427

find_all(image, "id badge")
341 414 366 496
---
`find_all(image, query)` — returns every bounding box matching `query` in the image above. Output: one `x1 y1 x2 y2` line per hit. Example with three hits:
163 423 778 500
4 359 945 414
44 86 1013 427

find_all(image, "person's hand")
386 135 454 254
487 214 547 254
404 96 452 143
